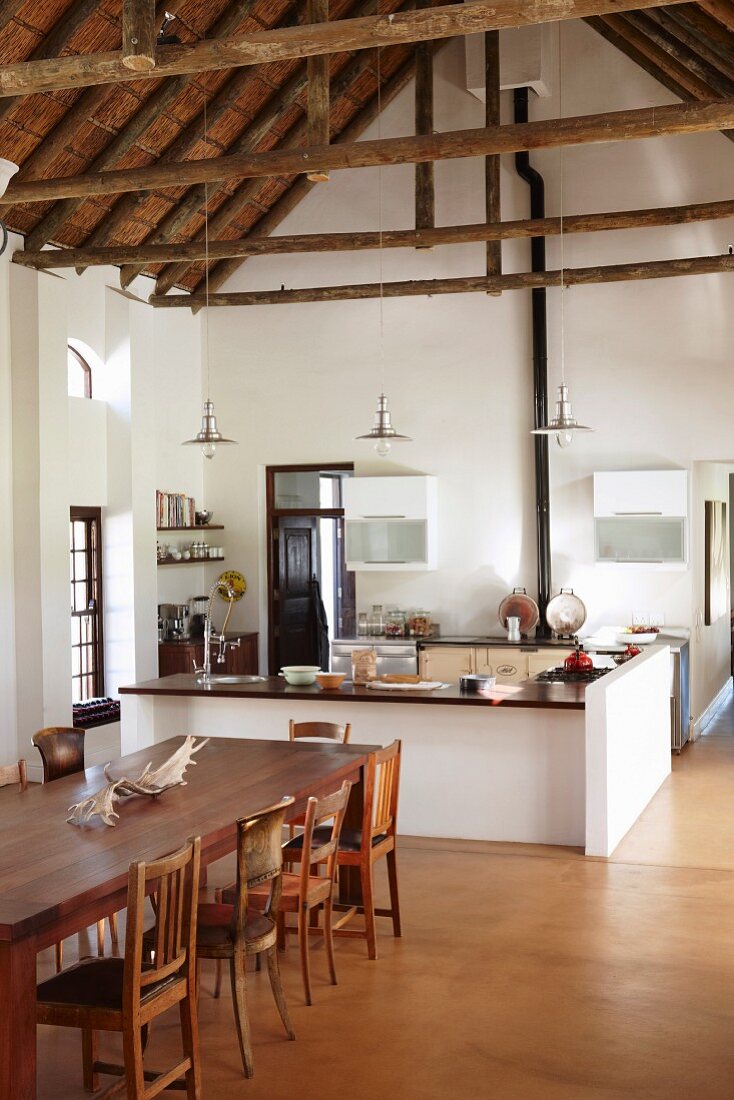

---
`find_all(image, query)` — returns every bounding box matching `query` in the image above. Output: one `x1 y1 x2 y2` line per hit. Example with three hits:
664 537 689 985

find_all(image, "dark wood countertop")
159 632 257 646
120 674 586 710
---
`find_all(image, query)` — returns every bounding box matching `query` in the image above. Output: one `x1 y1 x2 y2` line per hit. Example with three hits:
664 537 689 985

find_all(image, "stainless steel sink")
196 675 266 685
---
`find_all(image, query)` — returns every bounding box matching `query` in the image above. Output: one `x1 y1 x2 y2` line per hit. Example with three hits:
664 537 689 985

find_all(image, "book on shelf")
156 490 196 529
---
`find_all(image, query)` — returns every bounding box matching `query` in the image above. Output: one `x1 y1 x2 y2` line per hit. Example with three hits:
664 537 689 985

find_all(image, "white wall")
68 397 107 505
691 462 733 723
199 24 734 717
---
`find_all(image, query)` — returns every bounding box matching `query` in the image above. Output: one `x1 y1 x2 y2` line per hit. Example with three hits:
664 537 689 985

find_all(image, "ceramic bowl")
315 672 346 691
280 665 321 685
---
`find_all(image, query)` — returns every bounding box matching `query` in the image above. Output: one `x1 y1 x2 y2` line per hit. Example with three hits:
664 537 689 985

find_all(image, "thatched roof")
0 1 731 296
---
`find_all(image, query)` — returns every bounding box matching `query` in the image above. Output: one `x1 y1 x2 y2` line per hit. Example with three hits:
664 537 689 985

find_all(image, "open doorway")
266 464 355 675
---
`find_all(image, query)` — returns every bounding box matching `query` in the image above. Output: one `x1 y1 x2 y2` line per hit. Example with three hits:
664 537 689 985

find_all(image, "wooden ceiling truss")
0 0 731 307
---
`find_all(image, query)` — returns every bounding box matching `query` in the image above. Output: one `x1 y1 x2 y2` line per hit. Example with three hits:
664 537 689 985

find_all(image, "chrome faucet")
193 579 241 683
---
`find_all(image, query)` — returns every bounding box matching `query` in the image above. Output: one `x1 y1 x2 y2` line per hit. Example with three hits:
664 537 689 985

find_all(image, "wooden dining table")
0 735 375 1099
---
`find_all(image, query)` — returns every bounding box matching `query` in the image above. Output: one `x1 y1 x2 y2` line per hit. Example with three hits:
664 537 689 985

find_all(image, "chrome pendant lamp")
355 47 411 458
182 99 237 460
531 24 592 450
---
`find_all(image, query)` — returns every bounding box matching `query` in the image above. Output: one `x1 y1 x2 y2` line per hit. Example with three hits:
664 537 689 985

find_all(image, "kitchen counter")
119 647 671 857
120 673 585 710
418 632 688 651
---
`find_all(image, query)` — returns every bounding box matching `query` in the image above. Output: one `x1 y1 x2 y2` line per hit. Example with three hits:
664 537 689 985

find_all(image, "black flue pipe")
513 86 551 637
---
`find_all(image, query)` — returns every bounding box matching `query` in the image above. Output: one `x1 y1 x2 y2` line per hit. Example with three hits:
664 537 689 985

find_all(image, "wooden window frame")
68 345 92 399
70 506 105 702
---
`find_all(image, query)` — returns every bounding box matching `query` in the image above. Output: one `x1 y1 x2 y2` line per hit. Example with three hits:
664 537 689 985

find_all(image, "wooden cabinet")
419 645 473 682
158 633 258 677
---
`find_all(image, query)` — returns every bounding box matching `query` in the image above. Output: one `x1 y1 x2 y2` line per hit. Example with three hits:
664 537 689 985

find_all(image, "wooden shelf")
157 524 224 532
157 558 226 567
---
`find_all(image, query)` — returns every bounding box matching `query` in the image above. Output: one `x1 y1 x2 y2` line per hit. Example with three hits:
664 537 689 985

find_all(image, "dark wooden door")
275 516 320 670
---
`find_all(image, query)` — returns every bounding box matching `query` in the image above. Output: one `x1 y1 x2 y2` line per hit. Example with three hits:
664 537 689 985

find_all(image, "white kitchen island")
120 646 671 857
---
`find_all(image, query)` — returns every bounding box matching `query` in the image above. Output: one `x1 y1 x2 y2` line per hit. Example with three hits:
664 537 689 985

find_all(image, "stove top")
535 666 611 685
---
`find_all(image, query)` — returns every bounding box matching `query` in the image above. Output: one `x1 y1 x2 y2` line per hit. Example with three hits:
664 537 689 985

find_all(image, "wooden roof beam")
306 0 331 182
23 0 264 252
5 99 734 207
122 0 157 71
179 50 420 299
697 0 734 34
14 198 734 270
148 254 734 307
0 0 686 99
121 0 400 290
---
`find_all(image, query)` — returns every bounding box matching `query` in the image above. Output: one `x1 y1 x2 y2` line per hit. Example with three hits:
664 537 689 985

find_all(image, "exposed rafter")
0 0 686 99
122 0 157 71
23 0 264 253
148 253 734 307
14 197 734 270
5 99 734 207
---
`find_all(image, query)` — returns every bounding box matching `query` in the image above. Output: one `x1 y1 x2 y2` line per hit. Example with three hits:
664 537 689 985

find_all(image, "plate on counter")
365 680 449 692
616 631 659 645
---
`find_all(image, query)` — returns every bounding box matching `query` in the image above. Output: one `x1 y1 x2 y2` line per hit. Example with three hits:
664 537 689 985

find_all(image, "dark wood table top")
0 736 373 944
120 673 587 710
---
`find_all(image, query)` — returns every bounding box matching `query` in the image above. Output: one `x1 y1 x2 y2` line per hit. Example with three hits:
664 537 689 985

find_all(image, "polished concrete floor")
37 704 734 1098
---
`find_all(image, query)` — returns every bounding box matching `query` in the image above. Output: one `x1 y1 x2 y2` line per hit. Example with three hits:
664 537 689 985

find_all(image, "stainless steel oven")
331 638 418 678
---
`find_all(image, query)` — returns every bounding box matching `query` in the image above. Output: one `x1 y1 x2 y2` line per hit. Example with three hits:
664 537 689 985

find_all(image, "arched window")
68 345 92 398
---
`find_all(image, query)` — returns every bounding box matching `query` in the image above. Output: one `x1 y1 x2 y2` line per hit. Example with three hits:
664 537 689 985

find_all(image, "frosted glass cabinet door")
595 516 686 563
346 520 428 565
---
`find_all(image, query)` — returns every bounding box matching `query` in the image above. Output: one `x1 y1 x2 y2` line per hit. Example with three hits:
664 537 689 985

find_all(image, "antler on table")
68 736 210 827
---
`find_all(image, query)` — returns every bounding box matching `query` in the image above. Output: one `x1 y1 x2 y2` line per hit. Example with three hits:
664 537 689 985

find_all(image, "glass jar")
385 610 406 637
357 612 369 637
368 604 384 636
408 609 432 637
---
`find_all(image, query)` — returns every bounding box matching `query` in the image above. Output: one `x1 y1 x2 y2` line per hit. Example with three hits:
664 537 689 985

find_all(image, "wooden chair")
227 781 351 1006
0 758 27 792
32 726 119 969
283 739 402 960
32 726 86 782
287 721 350 838
289 719 351 744
197 798 295 1078
37 835 202 1099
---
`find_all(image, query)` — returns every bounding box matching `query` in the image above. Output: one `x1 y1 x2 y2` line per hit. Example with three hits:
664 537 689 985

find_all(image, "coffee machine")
158 603 191 640
189 595 208 638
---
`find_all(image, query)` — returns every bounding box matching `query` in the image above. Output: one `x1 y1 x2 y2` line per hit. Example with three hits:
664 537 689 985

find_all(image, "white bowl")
280 665 321 685
616 631 659 646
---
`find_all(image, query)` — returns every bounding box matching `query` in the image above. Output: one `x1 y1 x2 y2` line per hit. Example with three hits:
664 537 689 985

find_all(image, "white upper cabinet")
593 471 688 567
344 475 435 520
593 471 687 518
344 476 437 570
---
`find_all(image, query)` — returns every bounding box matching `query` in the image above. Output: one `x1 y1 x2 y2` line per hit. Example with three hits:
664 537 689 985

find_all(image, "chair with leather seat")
36 835 202 1098
197 797 295 1078
0 758 27 792
32 726 119 969
283 739 402 960
226 780 351 1006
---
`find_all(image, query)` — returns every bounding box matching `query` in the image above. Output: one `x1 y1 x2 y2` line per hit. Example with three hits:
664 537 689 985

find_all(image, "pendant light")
182 98 237 460
355 45 411 457
531 25 592 450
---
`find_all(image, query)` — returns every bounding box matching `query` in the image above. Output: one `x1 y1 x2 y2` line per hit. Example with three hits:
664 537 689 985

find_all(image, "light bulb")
374 439 391 457
556 430 573 449
203 441 216 459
